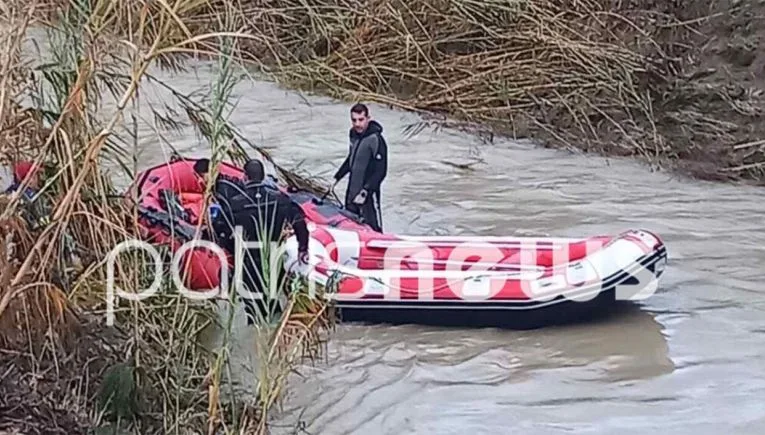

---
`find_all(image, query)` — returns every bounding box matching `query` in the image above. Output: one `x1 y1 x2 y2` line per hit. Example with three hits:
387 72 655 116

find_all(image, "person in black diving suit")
208 159 310 325
332 103 388 233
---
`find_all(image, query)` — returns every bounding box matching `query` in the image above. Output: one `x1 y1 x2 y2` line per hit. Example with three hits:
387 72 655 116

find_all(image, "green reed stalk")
200 26 249 434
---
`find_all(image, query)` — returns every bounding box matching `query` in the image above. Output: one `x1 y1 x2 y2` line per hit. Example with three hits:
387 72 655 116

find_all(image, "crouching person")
211 159 309 325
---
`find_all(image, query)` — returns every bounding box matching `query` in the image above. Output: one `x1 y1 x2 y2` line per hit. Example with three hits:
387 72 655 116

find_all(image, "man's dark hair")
350 103 369 117
243 159 265 183
193 158 210 175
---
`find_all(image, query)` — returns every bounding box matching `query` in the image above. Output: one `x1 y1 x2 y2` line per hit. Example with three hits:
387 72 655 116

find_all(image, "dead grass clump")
0 315 127 435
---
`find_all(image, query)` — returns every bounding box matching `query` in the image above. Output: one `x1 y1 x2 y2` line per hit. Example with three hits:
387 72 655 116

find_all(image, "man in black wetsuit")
332 103 388 232
209 159 310 325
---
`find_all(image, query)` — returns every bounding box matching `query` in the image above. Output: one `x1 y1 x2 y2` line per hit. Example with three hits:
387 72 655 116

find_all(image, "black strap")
137 206 196 241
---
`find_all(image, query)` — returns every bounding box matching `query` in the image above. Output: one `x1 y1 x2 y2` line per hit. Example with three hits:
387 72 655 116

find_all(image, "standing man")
332 103 388 232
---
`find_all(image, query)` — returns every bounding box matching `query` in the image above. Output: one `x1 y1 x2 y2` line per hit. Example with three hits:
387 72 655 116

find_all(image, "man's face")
351 111 369 133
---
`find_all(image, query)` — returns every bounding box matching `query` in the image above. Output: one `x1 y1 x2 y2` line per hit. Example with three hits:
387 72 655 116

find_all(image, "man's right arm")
347 135 377 199
279 194 310 253
333 155 350 182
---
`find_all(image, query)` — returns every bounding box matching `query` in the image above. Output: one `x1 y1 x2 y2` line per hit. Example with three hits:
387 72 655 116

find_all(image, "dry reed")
0 0 333 434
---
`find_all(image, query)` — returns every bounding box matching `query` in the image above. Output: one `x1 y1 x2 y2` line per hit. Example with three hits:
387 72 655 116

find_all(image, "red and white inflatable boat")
127 157 668 329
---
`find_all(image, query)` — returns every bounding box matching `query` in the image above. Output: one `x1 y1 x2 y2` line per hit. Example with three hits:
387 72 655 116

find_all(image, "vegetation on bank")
1 0 761 432
199 0 761 184
0 1 332 434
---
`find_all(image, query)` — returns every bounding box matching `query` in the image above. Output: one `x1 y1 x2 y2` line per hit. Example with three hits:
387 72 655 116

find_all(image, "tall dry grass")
0 1 332 434
183 0 763 183
23 0 765 185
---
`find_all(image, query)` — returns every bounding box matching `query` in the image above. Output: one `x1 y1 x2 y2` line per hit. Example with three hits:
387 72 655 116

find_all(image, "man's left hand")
353 189 367 205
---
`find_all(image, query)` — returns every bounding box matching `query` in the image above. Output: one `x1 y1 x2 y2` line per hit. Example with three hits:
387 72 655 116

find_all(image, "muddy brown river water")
130 64 765 435
13 34 765 433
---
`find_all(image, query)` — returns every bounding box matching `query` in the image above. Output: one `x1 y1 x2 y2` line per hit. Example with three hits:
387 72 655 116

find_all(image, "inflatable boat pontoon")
127 157 669 329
